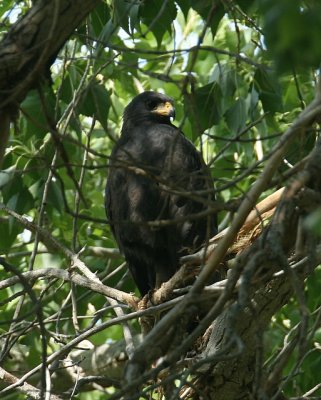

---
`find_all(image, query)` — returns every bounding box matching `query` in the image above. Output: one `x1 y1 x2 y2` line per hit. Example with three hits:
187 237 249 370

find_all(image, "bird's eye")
147 100 158 110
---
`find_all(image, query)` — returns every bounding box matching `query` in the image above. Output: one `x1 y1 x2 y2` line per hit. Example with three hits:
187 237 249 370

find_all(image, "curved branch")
0 265 139 309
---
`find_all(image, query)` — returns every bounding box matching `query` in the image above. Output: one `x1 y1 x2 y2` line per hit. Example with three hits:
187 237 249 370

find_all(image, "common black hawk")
105 91 217 296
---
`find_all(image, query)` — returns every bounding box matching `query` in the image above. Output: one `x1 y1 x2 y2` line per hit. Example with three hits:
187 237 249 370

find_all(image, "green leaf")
20 90 55 139
210 64 237 98
2 176 32 211
129 2 140 33
259 0 321 71
175 0 191 18
254 67 283 113
224 98 247 134
60 62 86 105
7 187 33 215
78 83 110 130
0 0 15 19
89 2 111 38
0 166 16 189
235 0 256 12
47 181 64 212
0 219 22 252
176 0 224 36
2 182 33 241
185 82 222 137
139 0 177 46
99 19 115 45
110 0 134 34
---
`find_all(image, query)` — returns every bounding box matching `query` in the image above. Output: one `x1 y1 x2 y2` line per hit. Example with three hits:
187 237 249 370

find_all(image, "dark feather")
105 91 217 296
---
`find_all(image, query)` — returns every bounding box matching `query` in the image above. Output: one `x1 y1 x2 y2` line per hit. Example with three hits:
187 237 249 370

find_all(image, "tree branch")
0 366 63 400
0 0 100 166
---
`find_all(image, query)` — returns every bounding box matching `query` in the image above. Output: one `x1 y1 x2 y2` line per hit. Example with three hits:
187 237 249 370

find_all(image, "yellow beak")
152 101 175 118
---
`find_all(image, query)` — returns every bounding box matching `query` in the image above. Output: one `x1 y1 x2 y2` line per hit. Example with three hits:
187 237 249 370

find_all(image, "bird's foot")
138 293 155 335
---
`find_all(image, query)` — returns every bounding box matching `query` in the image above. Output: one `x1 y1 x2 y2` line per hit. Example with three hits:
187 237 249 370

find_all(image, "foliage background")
1 0 321 398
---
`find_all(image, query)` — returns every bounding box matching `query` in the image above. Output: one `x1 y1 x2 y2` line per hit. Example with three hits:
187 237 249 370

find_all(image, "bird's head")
123 91 176 127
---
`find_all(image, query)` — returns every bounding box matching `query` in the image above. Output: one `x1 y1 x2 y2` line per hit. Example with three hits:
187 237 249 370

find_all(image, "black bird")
105 91 217 296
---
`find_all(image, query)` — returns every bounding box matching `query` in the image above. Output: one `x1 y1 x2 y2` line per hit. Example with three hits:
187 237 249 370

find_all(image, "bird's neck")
121 117 172 133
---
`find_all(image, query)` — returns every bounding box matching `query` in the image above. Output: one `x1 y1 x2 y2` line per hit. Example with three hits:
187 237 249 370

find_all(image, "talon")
138 293 155 335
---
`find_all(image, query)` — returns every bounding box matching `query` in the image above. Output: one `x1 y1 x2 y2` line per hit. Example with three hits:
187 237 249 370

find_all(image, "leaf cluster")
1 0 321 398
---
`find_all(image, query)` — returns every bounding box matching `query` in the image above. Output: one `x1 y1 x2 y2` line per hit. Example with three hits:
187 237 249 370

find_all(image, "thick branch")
0 366 63 400
0 0 100 109
0 0 100 167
